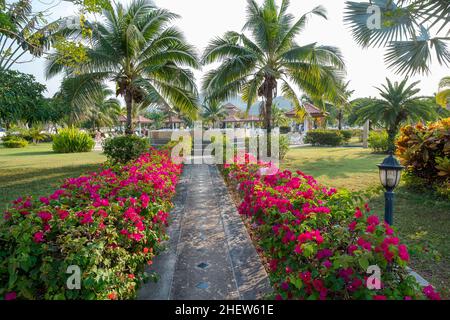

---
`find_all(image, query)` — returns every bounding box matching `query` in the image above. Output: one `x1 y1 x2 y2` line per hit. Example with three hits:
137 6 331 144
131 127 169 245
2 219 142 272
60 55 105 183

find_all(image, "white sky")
12 0 450 99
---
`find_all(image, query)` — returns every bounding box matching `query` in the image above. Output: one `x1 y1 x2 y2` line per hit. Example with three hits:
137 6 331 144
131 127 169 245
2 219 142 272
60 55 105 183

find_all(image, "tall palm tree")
332 81 354 130
436 76 450 108
353 78 437 151
201 0 345 154
46 0 199 135
202 101 227 128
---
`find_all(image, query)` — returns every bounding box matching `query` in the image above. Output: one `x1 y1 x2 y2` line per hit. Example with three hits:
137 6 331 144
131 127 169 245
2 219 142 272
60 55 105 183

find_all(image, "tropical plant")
52 127 94 153
271 103 289 128
146 110 167 130
201 101 227 128
27 123 46 144
352 78 437 151
344 0 450 76
436 76 450 108
46 0 200 135
396 118 450 198
103 135 150 164
81 86 122 131
202 0 345 155
0 0 64 70
332 81 355 130
2 136 28 148
368 130 389 153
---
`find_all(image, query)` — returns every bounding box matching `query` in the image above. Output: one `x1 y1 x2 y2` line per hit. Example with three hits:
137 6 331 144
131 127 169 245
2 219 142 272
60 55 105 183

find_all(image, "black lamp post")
377 152 404 225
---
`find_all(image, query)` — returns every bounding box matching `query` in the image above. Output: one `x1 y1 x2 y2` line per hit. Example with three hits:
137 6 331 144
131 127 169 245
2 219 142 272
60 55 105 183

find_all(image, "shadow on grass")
3 150 57 157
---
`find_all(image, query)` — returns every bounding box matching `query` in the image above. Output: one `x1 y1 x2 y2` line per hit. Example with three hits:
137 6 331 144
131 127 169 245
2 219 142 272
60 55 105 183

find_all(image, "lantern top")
377 152 404 170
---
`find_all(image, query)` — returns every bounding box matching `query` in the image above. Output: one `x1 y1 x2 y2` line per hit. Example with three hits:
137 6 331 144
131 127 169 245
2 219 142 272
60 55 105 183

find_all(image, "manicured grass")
283 146 385 191
0 143 106 212
282 146 450 297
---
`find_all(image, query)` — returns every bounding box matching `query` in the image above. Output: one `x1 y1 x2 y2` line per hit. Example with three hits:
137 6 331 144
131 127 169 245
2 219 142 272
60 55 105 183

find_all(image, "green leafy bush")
368 131 389 153
305 130 344 146
52 128 95 153
340 130 352 144
396 118 450 198
2 137 28 148
103 135 150 164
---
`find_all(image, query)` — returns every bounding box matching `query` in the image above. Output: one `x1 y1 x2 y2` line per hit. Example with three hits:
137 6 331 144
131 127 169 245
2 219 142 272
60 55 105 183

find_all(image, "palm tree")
353 78 437 151
271 103 289 128
333 81 354 130
344 0 449 76
46 0 199 135
83 87 121 132
202 0 345 155
0 0 61 70
202 101 227 128
437 77 450 108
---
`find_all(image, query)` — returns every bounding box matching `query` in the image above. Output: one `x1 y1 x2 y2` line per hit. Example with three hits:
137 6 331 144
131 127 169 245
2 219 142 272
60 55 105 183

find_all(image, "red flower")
423 285 441 300
38 211 52 221
107 292 117 300
373 295 387 300
128 274 135 279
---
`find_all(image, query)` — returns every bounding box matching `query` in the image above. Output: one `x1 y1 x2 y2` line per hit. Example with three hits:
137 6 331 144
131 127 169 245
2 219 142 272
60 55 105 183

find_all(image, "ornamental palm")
353 78 437 151
344 0 450 75
202 0 345 154
436 77 450 108
46 0 199 134
202 101 227 128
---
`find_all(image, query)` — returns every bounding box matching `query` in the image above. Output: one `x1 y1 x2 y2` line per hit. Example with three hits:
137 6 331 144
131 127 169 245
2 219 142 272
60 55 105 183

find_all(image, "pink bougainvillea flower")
423 285 441 300
33 231 44 243
39 197 50 205
37 211 52 221
398 244 409 262
367 215 380 226
4 291 17 300
373 295 387 300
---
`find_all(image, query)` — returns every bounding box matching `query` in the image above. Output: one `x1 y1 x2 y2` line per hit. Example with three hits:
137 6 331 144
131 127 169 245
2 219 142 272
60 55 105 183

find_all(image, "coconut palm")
271 103 289 128
353 78 437 151
436 77 450 108
202 0 345 154
46 0 199 135
202 101 227 128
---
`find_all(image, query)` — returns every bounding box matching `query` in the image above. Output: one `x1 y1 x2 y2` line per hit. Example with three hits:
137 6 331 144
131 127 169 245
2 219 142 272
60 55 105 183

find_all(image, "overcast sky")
12 0 449 100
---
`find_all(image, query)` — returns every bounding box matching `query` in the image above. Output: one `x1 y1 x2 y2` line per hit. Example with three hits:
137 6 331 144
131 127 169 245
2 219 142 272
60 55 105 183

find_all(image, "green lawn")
282 146 450 297
0 143 105 212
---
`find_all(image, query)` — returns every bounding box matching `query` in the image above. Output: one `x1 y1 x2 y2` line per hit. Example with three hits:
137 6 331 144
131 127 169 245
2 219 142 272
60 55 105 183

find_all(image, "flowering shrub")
223 155 440 300
0 148 182 300
396 118 450 198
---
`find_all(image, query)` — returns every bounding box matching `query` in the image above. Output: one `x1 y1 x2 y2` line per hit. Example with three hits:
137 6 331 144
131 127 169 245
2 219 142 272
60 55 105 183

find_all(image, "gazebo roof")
165 115 183 123
285 103 325 119
118 115 153 124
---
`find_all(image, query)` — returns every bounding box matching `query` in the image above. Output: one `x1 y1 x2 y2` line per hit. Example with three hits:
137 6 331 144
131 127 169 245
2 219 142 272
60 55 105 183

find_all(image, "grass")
282 146 450 297
0 143 105 212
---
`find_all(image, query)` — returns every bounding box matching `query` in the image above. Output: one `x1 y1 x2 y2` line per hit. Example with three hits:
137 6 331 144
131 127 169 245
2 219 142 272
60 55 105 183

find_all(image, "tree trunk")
338 110 343 130
125 91 133 135
387 128 397 153
265 87 273 157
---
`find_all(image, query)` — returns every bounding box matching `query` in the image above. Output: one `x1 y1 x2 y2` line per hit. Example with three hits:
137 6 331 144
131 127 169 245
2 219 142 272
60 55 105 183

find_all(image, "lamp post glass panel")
377 153 404 225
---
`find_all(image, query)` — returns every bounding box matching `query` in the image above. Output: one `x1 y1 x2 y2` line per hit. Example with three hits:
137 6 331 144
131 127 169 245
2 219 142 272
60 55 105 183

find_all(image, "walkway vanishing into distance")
138 164 271 300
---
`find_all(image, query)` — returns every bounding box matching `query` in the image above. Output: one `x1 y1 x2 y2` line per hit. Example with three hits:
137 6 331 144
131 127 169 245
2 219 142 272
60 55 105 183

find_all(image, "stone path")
138 164 272 300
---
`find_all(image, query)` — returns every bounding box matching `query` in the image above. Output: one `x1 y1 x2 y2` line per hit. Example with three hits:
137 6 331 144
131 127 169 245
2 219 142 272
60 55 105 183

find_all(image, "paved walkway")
138 164 271 300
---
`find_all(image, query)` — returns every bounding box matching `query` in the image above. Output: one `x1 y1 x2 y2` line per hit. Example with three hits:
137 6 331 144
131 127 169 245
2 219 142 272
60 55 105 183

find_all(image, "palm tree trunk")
265 88 273 157
338 110 343 130
387 128 397 152
125 91 133 135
